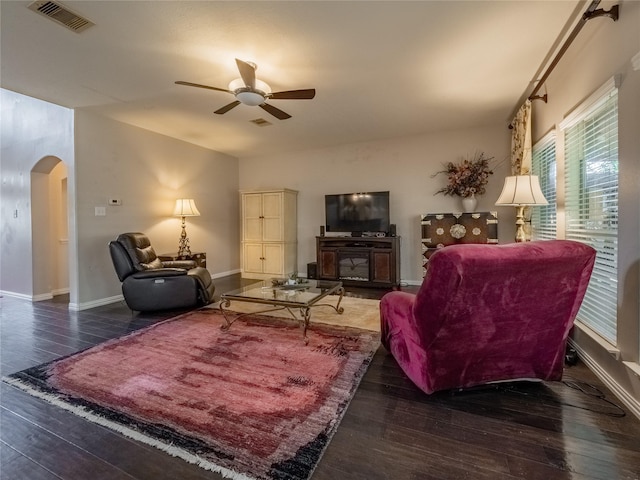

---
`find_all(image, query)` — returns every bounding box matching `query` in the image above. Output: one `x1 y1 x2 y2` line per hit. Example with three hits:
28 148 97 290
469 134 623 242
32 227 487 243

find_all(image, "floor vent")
28 1 95 33
250 118 273 127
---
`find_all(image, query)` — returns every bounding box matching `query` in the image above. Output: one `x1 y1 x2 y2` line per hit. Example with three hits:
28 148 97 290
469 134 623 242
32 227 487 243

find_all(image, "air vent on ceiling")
250 118 273 127
28 1 94 33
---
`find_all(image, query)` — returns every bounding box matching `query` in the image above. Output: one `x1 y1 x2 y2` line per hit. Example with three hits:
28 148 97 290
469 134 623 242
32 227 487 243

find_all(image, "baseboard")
569 338 640 420
2 289 69 301
1 290 55 301
69 294 125 312
2 290 123 311
0 290 34 301
211 268 241 279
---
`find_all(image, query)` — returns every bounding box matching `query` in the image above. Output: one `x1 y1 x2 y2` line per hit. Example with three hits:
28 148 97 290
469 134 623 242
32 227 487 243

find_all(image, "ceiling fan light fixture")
236 90 265 106
228 78 271 106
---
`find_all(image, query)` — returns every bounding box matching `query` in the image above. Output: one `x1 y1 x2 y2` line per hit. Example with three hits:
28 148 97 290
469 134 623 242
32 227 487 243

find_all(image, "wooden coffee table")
219 280 344 343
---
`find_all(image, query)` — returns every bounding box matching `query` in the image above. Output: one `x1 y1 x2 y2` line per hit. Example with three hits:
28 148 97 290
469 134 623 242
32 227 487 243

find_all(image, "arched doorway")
31 156 69 301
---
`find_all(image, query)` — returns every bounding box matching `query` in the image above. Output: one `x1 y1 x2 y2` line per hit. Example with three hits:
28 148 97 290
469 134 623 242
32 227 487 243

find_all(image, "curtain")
510 99 532 175
509 100 533 237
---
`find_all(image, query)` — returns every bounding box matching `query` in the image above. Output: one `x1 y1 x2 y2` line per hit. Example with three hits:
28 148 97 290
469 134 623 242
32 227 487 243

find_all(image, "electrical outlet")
109 198 121 206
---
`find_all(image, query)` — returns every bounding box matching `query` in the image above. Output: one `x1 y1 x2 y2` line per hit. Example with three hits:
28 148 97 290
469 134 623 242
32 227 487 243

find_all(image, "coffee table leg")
334 286 345 314
219 299 234 331
300 307 311 345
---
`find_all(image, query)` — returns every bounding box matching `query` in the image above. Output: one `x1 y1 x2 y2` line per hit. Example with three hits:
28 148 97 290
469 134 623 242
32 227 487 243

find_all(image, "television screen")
325 191 390 234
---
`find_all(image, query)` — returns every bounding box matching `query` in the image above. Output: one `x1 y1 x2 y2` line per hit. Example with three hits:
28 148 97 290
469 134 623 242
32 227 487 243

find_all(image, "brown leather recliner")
109 232 215 311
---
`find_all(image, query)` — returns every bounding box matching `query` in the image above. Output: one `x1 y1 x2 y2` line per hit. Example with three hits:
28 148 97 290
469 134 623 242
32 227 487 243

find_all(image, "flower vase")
461 194 477 213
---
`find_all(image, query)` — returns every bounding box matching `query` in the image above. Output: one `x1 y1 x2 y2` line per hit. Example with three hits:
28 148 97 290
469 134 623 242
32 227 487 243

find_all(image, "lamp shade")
173 198 201 217
495 175 548 206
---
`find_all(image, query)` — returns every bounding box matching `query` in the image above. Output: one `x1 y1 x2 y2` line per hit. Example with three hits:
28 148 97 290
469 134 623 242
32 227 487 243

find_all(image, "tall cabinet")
241 189 298 280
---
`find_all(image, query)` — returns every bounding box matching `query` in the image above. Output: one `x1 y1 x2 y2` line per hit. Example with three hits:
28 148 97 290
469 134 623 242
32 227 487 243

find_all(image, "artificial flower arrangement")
433 151 495 198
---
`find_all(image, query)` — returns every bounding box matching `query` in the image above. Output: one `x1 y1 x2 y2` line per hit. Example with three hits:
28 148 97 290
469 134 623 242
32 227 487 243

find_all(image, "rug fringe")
2 376 257 480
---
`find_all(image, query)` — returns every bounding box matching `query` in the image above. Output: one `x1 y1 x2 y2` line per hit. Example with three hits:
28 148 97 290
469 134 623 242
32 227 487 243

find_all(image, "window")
531 132 557 240
560 78 618 344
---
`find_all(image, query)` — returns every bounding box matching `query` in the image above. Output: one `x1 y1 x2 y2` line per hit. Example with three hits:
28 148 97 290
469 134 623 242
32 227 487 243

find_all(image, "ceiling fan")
176 59 316 120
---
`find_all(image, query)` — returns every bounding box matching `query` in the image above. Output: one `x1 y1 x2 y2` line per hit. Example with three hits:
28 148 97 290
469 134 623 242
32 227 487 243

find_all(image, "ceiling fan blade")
235 59 256 89
270 89 316 100
259 103 291 120
175 81 232 94
214 100 241 115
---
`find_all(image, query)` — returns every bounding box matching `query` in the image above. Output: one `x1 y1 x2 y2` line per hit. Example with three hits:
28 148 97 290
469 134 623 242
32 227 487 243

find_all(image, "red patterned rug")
3 309 380 480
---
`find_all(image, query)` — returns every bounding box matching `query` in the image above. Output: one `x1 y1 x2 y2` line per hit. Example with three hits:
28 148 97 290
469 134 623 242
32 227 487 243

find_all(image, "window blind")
562 82 618 344
531 132 557 240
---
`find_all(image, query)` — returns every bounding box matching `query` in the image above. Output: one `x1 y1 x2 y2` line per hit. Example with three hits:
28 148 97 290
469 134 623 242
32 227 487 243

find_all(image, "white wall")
239 124 513 284
0 90 75 299
531 0 640 413
74 111 241 309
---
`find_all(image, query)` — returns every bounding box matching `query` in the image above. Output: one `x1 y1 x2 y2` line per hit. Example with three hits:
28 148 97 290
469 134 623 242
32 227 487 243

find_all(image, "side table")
158 252 206 268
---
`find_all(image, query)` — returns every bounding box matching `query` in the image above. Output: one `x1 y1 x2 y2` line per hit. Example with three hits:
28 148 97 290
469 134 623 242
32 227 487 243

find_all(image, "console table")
420 211 498 277
316 236 400 288
158 251 206 268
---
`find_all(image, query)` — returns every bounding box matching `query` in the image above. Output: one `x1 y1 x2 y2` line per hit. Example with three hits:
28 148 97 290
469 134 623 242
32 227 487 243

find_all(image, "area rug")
3 309 380 480
209 295 381 332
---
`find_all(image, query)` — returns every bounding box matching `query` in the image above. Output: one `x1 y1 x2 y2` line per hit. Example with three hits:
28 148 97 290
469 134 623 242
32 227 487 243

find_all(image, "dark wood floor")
2 275 639 480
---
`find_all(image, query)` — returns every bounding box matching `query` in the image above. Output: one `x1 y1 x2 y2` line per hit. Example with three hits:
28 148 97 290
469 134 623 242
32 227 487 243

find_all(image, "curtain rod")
528 0 619 103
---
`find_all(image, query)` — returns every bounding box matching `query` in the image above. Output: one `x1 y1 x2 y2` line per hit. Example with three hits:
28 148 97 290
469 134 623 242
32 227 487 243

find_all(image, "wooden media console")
316 236 400 288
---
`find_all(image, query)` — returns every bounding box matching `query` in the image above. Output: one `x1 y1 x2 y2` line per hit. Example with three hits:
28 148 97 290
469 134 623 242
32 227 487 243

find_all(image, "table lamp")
495 175 548 242
173 198 200 256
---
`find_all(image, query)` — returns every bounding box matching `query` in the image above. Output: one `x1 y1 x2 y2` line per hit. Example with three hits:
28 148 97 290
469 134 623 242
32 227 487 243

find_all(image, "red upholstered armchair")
380 240 596 395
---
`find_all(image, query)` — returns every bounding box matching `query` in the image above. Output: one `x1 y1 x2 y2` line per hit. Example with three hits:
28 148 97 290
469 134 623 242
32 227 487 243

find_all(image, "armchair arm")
187 267 215 304
130 268 188 280
162 260 197 269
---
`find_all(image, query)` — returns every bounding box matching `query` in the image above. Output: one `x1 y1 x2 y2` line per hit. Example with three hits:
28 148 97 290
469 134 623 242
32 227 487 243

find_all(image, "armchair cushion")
116 232 163 270
380 240 596 394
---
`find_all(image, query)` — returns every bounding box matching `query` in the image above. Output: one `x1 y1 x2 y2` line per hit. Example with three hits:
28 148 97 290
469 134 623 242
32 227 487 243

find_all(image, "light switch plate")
95 206 106 216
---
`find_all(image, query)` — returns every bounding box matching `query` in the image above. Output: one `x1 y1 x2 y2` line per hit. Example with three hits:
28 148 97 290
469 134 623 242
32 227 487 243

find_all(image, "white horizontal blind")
562 84 618 344
531 132 557 240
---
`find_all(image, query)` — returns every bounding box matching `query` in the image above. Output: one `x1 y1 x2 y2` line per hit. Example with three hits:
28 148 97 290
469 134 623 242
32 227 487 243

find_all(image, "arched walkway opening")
31 156 69 302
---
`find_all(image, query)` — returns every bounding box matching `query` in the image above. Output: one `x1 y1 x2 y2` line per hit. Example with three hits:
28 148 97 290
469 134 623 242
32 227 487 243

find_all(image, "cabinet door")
372 250 392 283
244 243 265 273
243 194 263 241
262 192 283 242
318 249 338 279
263 243 284 275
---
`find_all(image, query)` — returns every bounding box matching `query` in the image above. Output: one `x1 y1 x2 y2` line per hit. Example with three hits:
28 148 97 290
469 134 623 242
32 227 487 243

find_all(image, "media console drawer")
316 236 400 288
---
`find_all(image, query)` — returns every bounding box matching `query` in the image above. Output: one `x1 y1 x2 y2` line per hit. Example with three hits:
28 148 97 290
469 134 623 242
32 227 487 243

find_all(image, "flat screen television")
325 191 390 235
